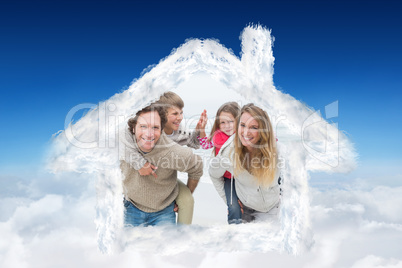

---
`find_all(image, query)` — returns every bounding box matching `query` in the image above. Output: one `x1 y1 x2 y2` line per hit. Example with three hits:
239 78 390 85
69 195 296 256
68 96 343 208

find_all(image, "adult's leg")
224 177 242 224
175 179 194 224
123 199 148 227
147 201 176 226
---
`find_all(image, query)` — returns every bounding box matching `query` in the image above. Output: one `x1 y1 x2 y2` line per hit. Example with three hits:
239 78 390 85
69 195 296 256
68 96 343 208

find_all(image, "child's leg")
224 177 242 224
175 179 194 224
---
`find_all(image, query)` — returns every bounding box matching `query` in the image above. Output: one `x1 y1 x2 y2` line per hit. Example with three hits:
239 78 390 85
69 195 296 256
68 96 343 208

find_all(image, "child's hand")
196 109 208 134
138 162 158 178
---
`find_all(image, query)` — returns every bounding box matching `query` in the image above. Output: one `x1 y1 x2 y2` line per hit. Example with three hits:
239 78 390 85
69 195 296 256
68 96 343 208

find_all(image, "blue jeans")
224 177 242 224
124 199 176 227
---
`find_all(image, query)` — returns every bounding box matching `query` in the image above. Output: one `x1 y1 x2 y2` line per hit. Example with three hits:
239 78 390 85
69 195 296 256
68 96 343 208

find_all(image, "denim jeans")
224 177 242 224
124 199 176 227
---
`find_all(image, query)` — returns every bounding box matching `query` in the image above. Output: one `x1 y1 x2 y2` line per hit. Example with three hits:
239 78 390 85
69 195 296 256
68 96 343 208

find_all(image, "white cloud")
350 255 402 268
311 185 402 224
306 182 402 268
1 171 402 267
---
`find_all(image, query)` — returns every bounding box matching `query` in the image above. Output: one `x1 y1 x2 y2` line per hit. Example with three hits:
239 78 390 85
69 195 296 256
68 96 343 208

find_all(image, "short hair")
155 91 184 112
127 104 167 135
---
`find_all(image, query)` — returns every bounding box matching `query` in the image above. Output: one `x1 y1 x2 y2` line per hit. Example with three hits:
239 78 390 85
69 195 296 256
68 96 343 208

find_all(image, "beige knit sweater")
120 133 203 213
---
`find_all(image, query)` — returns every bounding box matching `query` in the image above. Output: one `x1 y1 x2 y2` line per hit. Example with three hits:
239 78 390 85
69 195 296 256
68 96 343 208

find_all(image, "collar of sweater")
132 133 177 158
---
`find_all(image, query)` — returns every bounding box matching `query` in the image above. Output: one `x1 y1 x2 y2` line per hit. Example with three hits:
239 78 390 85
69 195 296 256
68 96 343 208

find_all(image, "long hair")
233 103 277 186
209 102 240 155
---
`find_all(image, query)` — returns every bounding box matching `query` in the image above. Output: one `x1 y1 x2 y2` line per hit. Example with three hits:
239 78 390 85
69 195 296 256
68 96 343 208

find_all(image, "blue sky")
1 1 402 267
1 0 401 171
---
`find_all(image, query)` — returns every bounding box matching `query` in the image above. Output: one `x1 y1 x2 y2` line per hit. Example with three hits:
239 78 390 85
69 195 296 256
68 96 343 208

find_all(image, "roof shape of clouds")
47 25 357 255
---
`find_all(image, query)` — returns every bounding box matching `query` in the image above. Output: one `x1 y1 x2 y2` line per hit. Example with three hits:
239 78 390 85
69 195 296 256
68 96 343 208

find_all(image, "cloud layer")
1 172 401 267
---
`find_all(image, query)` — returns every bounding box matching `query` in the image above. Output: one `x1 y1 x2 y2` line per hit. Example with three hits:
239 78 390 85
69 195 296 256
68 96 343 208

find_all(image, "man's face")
165 106 183 133
134 111 162 152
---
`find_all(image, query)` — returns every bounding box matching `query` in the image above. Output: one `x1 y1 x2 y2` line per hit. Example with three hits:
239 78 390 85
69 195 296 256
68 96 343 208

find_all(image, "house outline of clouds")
48 25 356 254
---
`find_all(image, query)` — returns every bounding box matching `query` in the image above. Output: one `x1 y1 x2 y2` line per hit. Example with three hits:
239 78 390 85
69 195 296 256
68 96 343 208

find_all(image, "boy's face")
165 106 183 133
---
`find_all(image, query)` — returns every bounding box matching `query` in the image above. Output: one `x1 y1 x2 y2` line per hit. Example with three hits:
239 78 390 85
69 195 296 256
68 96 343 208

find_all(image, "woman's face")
238 112 260 152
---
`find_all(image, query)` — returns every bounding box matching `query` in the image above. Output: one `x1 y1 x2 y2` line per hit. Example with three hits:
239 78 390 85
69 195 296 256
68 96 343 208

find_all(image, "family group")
119 91 281 227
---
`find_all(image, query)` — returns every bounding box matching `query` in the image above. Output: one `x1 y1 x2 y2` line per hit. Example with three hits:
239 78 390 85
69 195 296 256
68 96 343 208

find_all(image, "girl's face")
219 111 236 136
238 112 259 152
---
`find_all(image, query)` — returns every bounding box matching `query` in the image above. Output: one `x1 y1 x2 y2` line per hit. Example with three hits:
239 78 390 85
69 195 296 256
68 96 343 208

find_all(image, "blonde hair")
233 103 277 186
209 102 240 155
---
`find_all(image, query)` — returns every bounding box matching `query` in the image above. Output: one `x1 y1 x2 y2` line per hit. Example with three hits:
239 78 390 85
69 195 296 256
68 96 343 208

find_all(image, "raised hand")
196 109 208 138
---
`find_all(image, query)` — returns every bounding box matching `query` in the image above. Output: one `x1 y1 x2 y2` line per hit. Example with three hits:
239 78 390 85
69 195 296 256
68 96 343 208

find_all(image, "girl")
198 102 242 224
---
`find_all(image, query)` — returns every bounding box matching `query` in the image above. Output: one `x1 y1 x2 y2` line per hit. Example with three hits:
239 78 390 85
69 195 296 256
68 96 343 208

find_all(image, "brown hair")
209 102 241 155
127 104 167 135
154 91 184 114
233 103 277 186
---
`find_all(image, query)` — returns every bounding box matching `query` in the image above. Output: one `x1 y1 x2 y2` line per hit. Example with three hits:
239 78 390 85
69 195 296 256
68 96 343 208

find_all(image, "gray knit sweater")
120 133 203 213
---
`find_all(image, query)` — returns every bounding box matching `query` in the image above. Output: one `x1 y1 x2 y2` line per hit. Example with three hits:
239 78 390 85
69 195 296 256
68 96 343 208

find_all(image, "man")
120 104 203 227
120 91 206 225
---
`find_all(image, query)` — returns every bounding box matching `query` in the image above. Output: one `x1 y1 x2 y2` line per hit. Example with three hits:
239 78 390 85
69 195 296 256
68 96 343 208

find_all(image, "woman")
209 103 280 223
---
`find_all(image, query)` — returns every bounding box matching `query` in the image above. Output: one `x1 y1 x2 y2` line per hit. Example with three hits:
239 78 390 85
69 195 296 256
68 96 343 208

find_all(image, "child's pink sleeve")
197 136 214 149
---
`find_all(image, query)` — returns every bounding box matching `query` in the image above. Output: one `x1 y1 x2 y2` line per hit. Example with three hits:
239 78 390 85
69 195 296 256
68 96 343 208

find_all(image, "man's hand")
138 162 158 178
187 178 199 194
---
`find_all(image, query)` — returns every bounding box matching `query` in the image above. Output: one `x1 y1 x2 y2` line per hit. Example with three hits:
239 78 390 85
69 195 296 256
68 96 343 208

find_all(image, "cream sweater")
120 133 203 213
